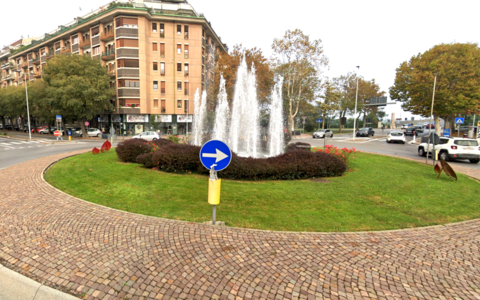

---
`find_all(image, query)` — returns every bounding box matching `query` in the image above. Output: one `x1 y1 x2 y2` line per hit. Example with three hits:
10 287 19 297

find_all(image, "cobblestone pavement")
1 151 480 300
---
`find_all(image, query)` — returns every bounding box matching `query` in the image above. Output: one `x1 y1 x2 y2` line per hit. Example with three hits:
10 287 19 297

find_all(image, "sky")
2 0 479 121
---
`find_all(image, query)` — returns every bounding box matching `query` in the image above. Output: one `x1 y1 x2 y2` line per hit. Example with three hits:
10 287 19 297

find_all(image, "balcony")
72 44 79 53
118 88 140 98
28 60 33 68
116 48 138 58
108 69 116 77
22 61 28 68
47 53 55 60
61 47 71 54
1 63 8 69
55 49 61 55
101 49 115 61
101 29 114 41
79 38 91 48
117 68 139 78
92 35 100 46
32 58 40 65
33 72 42 78
116 27 138 38
118 107 141 114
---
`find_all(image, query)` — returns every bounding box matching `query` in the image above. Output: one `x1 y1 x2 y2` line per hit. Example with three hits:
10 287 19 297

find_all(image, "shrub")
151 138 174 147
286 142 311 152
167 135 180 143
315 145 358 165
136 152 155 168
152 144 203 173
134 143 347 180
116 138 153 163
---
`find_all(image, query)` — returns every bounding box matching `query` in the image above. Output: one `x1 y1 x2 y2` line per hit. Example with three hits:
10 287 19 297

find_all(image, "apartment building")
1 0 226 135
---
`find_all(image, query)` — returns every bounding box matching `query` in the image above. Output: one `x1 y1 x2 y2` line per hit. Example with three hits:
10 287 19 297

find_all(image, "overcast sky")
2 0 479 121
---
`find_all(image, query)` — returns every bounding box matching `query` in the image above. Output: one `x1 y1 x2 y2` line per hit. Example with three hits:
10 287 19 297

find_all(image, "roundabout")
0 150 480 299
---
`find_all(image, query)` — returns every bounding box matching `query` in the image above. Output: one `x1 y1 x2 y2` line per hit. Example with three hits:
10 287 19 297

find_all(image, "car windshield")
391 132 403 136
359 128 368 131
455 140 479 146
316 130 325 133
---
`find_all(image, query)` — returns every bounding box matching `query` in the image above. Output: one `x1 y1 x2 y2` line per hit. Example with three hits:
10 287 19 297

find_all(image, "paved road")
0 137 116 170
293 131 480 170
1 151 480 300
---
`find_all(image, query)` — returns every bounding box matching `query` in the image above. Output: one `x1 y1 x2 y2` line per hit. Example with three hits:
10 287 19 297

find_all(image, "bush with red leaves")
116 138 153 163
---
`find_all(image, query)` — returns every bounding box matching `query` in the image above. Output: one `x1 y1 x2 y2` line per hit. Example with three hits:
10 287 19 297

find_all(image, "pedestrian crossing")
0 139 49 151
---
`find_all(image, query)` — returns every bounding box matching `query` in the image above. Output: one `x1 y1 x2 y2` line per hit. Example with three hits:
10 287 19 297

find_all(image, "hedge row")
115 139 347 180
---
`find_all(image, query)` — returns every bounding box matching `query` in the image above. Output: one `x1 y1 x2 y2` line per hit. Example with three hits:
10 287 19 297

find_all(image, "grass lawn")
44 150 480 232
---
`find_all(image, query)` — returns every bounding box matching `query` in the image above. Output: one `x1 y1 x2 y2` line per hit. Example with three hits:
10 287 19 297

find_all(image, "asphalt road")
0 137 114 170
294 129 480 170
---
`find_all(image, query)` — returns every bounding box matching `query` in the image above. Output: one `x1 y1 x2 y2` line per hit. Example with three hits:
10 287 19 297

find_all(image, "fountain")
191 56 284 158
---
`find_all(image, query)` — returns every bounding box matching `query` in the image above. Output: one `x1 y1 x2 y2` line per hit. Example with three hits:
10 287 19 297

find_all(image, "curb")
0 264 78 300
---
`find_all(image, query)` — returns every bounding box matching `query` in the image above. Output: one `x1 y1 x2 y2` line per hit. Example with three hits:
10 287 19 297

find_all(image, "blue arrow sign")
455 117 464 124
443 128 450 137
316 119 322 123
199 140 232 171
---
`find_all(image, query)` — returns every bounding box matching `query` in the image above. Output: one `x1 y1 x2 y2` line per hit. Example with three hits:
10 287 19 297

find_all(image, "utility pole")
352 66 360 141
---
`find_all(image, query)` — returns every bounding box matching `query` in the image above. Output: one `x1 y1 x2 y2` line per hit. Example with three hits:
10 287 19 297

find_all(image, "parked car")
386 131 406 144
312 129 333 139
38 127 52 134
77 128 102 137
356 127 375 137
425 124 435 129
132 131 160 141
5 125 19 131
418 137 480 163
404 126 423 136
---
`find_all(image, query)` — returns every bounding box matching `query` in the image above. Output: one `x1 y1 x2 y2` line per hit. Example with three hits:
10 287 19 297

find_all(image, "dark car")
356 127 375 137
404 126 423 136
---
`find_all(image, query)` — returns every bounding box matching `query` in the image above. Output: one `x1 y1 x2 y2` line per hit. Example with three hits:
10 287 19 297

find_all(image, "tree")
272 29 328 132
390 43 480 134
212 44 274 108
319 80 342 129
42 54 114 137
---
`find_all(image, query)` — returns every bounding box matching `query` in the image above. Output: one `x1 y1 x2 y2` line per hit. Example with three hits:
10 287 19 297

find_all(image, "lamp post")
186 73 189 137
426 72 438 165
352 66 360 141
14 69 31 140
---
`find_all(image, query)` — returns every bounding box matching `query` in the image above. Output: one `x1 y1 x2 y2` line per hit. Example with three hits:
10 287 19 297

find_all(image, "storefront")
176 115 193 135
125 114 149 135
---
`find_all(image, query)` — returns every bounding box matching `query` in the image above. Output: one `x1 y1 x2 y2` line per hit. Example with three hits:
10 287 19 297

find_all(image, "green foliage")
43 54 114 136
390 43 480 130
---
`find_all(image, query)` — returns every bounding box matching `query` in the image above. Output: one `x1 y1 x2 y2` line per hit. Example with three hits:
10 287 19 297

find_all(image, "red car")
35 126 48 133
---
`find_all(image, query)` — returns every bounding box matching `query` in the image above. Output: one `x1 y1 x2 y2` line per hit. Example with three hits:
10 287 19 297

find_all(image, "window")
160 23 165 38
177 44 182 54
160 62 165 75
161 99 166 113
153 81 158 90
177 100 182 108
153 42 157 52
177 63 181 72
184 82 189 96
117 59 139 68
153 62 158 71
161 81 165 94
177 25 182 35
152 23 157 33
92 46 100 55
184 100 189 113
184 45 189 58
154 99 158 108
184 63 189 76
177 81 182 91
72 36 78 44
160 43 165 57
184 25 189 39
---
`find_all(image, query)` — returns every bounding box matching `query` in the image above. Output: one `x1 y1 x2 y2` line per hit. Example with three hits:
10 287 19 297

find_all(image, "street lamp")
352 66 360 141
426 72 438 165
14 69 31 140
186 73 189 137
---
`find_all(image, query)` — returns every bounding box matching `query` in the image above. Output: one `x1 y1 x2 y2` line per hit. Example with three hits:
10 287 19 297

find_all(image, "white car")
132 131 160 141
313 129 333 139
418 137 480 163
386 131 406 144
77 128 102 137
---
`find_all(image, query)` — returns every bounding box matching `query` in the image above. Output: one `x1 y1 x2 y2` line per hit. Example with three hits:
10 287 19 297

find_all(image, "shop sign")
177 115 193 123
155 115 172 123
126 114 149 123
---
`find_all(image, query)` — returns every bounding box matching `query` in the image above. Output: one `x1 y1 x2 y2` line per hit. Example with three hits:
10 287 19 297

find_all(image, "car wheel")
152 138 157 141
40 132 44 134
418 147 426 157
97 134 100 137
439 151 448 161
402 141 406 144
330 134 333 138
469 159 480 164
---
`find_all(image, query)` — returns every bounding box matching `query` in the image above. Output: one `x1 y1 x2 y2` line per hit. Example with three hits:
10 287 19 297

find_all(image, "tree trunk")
434 115 441 135
81 119 87 138
1 117 6 133
322 113 326 129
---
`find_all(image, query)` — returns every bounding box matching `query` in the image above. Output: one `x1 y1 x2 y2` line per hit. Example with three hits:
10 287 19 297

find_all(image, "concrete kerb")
0 264 78 300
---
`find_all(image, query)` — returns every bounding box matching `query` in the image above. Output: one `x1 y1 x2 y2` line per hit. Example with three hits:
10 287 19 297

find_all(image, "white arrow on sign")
202 149 229 163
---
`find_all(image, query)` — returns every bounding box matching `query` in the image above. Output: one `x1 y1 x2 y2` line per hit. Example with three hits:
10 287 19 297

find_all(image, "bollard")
208 166 221 225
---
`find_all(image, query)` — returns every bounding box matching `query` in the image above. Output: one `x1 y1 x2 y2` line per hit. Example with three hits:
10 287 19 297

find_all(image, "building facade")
1 0 226 135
